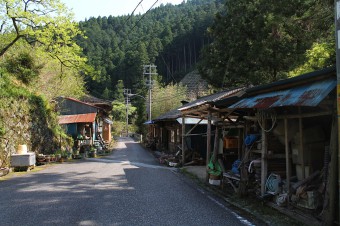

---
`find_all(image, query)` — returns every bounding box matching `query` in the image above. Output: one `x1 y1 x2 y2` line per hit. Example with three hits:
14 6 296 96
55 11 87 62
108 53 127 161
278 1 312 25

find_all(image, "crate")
224 137 238 149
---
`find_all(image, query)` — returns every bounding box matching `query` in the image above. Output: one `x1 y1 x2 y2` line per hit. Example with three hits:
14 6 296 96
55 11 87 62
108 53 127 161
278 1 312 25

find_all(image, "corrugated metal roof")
154 108 181 121
58 113 97 124
153 88 245 122
245 66 335 95
229 78 336 109
178 87 245 111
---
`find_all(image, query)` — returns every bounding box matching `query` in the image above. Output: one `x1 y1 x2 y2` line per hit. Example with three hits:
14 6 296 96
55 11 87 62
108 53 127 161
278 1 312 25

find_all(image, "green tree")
198 0 334 88
113 80 125 102
0 0 88 71
151 78 187 119
289 42 335 77
0 40 86 101
102 87 111 99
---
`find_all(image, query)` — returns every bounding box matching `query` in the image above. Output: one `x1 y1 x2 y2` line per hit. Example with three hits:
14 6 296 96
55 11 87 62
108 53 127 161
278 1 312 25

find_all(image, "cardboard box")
224 137 238 149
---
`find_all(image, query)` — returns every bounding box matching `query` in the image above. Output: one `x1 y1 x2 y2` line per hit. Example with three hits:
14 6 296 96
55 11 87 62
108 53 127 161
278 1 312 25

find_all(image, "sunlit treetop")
0 0 88 71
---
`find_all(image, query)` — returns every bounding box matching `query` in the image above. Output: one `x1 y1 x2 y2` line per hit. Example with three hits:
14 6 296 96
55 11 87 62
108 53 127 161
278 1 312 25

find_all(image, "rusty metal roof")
58 113 97 124
229 77 336 109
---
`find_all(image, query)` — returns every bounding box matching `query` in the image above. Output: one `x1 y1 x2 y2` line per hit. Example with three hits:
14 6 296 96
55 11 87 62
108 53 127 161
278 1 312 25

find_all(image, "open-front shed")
214 67 337 224
149 103 210 166
173 67 338 224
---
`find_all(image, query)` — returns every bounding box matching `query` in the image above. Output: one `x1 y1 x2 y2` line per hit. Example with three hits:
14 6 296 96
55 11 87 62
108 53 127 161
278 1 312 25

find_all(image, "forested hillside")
78 0 335 98
76 0 224 98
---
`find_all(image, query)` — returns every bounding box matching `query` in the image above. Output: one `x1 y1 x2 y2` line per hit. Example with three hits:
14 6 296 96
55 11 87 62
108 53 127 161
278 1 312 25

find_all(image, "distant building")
179 70 210 100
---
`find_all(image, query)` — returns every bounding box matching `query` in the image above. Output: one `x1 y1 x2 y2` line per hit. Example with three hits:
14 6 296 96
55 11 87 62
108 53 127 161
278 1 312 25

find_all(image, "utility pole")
123 88 131 137
143 64 157 121
334 1 340 223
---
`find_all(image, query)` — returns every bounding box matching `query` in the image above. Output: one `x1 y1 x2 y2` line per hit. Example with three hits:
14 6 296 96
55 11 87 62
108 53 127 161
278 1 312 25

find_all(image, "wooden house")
57 96 113 150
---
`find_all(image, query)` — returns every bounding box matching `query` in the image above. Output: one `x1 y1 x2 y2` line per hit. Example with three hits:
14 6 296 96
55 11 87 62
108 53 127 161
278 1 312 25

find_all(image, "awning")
229 78 336 109
58 113 97 125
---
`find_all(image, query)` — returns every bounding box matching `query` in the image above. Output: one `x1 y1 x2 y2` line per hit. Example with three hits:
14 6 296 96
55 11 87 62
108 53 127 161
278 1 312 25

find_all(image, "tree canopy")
198 0 334 88
0 0 87 70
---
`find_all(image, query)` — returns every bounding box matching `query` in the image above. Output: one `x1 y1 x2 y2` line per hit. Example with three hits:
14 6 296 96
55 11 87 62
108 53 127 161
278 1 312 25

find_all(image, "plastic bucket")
17 145 28 154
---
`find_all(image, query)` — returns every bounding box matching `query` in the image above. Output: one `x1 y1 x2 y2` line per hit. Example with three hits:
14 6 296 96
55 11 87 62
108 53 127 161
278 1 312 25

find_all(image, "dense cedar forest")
77 0 334 98
76 0 224 98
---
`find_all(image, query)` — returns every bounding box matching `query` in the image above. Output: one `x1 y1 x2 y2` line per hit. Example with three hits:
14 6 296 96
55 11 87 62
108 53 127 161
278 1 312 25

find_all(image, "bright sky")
61 0 184 21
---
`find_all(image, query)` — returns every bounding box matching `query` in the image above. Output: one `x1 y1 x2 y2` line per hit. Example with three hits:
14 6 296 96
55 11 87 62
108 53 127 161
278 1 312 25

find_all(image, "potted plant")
89 147 96 158
59 151 68 163
36 154 46 164
55 150 62 161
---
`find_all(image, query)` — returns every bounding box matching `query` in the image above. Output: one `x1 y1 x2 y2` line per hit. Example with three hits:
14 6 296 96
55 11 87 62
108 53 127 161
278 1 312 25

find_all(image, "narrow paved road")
0 137 255 226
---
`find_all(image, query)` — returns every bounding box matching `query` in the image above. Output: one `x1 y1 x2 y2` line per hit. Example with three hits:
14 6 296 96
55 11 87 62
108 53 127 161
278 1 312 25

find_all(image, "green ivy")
0 122 5 137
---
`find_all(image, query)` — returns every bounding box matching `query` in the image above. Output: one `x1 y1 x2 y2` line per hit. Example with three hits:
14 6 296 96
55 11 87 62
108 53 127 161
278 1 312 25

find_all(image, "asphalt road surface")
0 137 256 226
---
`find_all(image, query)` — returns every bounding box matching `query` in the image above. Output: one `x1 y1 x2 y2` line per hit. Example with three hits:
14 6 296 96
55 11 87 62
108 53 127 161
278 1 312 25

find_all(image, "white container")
168 162 178 167
296 165 310 180
11 153 36 167
209 179 221 186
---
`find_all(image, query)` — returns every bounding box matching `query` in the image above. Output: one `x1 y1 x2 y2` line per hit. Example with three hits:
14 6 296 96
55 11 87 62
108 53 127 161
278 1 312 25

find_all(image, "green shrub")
4 52 42 84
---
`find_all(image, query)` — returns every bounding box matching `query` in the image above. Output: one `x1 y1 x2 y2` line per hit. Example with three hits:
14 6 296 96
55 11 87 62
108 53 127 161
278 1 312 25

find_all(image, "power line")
123 0 144 27
160 54 177 83
130 0 159 32
117 0 159 48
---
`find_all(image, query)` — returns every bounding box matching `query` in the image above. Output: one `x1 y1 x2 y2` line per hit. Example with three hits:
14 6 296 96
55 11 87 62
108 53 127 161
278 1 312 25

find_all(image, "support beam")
181 116 186 164
261 120 268 196
324 112 338 225
334 1 340 216
206 112 212 182
299 107 305 179
185 118 203 136
284 118 290 206
276 110 332 119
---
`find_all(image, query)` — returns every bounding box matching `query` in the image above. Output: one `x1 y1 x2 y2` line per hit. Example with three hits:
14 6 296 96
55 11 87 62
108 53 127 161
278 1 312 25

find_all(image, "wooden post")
334 1 340 218
212 126 219 162
261 120 268 196
206 112 212 182
299 107 305 179
181 116 186 164
284 118 290 206
238 128 242 159
325 113 338 225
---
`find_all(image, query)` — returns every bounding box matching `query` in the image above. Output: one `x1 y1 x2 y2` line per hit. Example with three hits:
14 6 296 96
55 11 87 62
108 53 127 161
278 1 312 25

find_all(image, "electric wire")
117 0 159 48
122 0 144 27
130 0 159 32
